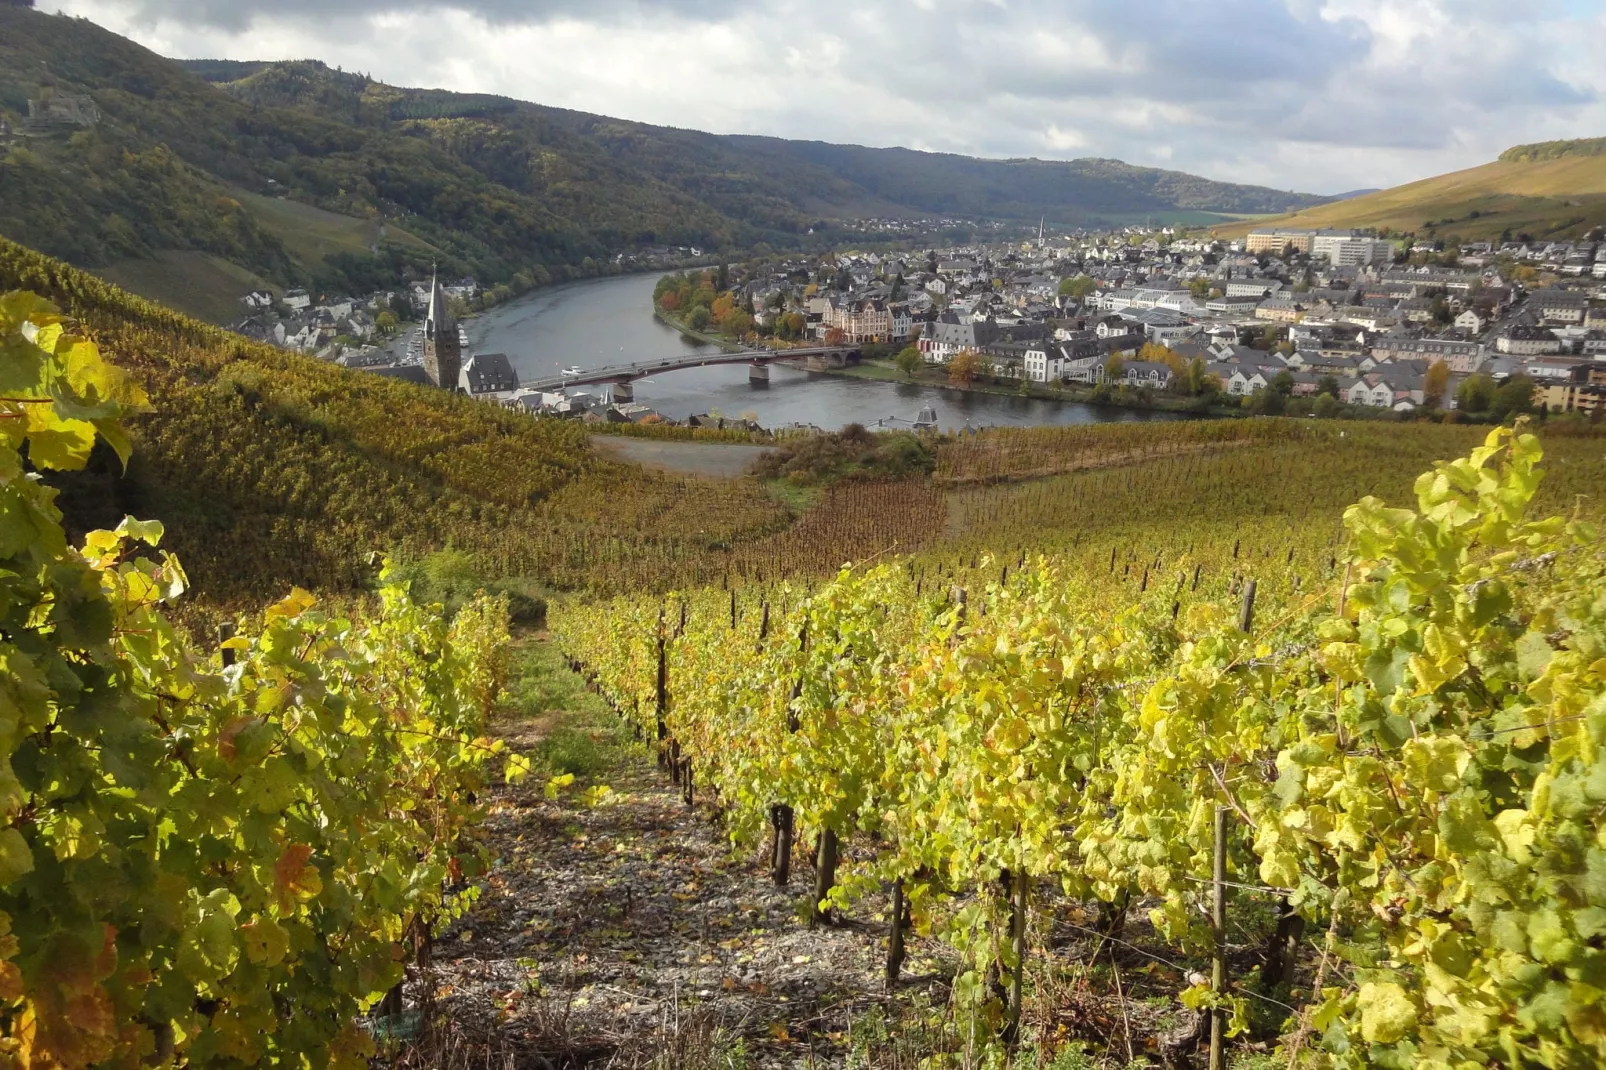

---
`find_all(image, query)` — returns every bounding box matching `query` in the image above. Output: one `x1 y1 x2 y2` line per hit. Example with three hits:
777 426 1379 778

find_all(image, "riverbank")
652 307 744 352
821 359 1239 417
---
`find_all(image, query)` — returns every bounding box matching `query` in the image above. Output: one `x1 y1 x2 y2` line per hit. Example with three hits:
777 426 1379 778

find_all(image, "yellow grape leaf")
241 918 290 967
265 588 317 622
544 773 576 800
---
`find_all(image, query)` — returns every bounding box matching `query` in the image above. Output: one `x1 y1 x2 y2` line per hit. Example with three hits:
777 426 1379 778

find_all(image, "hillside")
0 6 1330 322
198 58 1326 225
1212 137 1606 242
0 236 815 608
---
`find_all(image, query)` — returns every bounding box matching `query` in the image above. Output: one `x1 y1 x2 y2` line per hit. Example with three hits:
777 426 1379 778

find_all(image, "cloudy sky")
57 0 1606 195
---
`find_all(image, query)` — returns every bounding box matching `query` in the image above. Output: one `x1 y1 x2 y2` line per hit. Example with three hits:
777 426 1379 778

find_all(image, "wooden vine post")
1004 868 1029 1046
771 619 808 887
1208 577 1257 1070
812 828 839 927
1209 805 1228 1070
655 608 668 769
885 877 911 988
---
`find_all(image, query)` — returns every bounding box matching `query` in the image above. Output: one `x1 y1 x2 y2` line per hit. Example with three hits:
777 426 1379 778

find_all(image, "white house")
1023 344 1065 383
1227 368 1268 396
1344 376 1396 407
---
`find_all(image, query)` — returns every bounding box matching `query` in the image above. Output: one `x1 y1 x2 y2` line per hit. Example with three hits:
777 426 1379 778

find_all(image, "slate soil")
399 723 955 1067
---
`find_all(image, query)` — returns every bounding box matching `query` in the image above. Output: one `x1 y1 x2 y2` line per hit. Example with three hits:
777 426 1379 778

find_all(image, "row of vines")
556 424 1606 1068
0 291 525 1068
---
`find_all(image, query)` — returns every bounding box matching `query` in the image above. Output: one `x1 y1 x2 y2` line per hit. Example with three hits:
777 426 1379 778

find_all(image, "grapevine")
556 422 1606 1067
0 291 523 1068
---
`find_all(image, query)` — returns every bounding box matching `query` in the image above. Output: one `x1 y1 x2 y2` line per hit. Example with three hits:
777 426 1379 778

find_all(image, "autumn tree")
1423 360 1450 409
948 349 983 385
824 327 847 347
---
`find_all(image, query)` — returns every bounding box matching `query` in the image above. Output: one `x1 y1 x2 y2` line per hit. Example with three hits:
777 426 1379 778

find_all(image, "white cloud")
57 0 1606 194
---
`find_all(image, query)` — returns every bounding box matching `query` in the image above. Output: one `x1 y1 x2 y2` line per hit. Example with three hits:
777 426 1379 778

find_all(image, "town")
224 222 1606 425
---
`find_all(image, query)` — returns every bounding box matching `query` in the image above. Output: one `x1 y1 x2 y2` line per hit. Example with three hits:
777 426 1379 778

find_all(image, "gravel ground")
400 726 953 1067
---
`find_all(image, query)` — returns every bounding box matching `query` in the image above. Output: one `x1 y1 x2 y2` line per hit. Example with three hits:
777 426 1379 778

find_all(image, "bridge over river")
518 345 858 402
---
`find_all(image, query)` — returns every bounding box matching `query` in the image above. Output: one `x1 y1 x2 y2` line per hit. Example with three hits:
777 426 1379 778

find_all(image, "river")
467 273 1187 431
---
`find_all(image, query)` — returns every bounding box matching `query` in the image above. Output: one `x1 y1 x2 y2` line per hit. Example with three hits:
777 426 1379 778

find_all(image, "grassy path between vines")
396 636 949 1069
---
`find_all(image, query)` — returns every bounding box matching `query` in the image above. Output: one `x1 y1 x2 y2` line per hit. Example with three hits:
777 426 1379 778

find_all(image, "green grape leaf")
1356 981 1418 1044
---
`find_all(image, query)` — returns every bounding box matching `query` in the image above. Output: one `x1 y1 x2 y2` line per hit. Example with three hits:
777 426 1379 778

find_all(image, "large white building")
1311 232 1396 266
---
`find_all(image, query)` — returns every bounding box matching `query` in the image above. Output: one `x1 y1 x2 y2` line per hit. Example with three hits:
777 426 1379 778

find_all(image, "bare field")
590 435 773 478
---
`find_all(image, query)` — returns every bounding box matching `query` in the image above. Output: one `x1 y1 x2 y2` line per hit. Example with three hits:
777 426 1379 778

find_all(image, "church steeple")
422 265 461 391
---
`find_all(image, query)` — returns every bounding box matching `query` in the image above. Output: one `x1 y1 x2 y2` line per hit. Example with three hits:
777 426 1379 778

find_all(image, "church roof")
425 271 456 339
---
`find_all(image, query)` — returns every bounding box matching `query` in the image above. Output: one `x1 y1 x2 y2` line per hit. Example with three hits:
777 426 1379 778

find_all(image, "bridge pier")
609 380 634 403
748 362 770 385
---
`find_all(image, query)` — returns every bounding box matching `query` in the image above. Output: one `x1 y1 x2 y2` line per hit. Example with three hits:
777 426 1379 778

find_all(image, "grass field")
93 250 279 324
1209 149 1606 242
235 190 439 268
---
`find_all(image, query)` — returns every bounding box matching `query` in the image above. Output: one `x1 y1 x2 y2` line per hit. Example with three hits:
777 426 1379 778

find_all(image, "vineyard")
553 424 1606 1068
9 239 1606 1067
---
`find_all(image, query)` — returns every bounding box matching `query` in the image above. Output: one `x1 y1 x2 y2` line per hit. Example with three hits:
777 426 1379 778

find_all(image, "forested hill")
191 57 1328 225
0 7 1328 305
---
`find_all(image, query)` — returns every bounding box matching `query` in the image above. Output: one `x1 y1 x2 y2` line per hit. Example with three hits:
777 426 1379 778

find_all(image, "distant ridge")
1500 137 1606 163
1215 137 1606 243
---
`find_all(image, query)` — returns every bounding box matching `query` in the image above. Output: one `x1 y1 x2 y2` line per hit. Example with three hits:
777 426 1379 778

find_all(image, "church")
422 271 461 390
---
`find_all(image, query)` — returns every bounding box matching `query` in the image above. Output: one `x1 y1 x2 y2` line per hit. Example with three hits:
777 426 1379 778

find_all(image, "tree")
948 349 983 385
1105 354 1126 381
1317 374 1341 399
687 306 711 330
895 346 923 378
1491 375 1536 422
1182 357 1210 396
1423 361 1450 408
1457 372 1496 414
1270 370 1295 397
1058 275 1096 299
824 327 847 347
1188 277 1212 299
1313 392 1342 418
375 309 398 334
